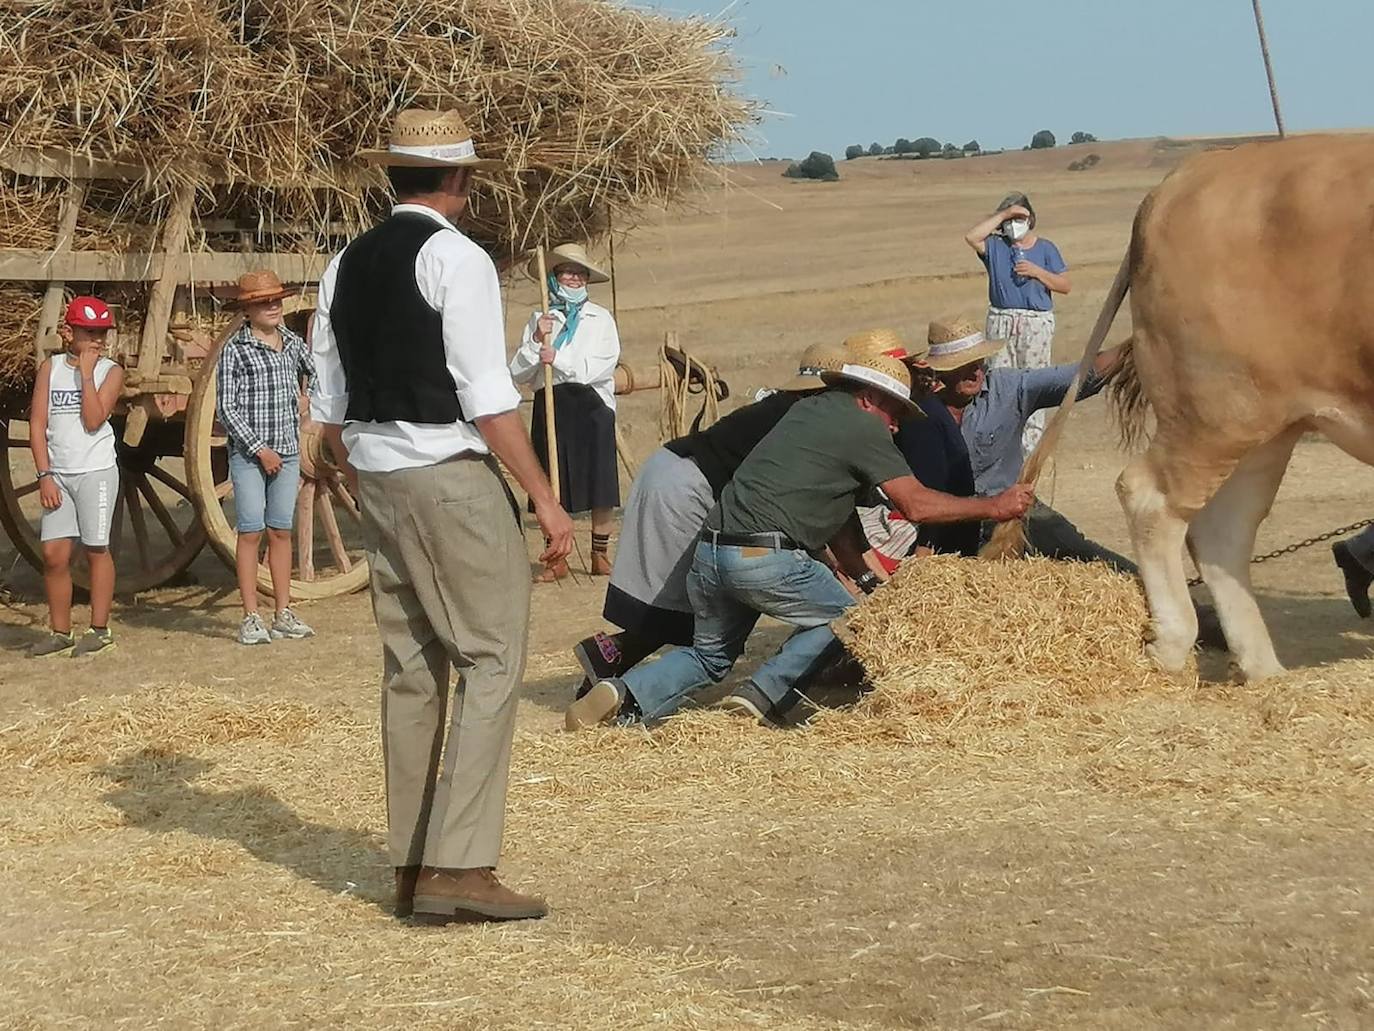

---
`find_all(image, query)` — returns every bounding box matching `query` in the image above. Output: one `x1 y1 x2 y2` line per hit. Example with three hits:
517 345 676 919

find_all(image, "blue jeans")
622 541 856 720
229 449 300 533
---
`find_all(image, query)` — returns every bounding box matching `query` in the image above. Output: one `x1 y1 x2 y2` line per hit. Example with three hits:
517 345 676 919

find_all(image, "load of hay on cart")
0 0 750 598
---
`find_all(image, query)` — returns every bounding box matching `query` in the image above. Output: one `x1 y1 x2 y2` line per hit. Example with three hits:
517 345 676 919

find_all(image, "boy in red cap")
27 296 125 657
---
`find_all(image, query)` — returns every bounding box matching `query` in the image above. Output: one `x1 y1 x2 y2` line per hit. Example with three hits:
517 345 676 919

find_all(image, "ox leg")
1117 453 1202 671
1185 428 1300 681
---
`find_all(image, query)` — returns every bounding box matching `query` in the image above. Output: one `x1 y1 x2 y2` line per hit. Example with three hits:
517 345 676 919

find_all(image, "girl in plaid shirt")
217 270 317 645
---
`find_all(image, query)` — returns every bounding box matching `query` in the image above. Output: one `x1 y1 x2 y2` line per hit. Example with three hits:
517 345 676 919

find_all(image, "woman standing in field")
509 243 621 582
964 192 1071 457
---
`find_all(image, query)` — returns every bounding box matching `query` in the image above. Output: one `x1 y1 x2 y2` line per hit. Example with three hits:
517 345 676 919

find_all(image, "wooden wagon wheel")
0 412 209 594
184 321 369 600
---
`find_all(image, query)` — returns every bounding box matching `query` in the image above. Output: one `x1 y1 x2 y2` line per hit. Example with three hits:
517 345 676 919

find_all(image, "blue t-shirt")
979 234 1066 312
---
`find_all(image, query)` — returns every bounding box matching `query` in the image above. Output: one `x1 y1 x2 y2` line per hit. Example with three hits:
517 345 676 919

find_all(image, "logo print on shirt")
50 389 82 413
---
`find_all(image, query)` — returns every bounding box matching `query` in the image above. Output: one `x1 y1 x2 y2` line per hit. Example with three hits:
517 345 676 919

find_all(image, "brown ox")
1099 134 1374 680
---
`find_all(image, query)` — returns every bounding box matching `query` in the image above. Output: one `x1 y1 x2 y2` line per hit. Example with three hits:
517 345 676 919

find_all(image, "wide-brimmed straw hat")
843 327 931 366
778 342 847 392
924 315 1005 372
526 242 610 284
358 108 504 170
228 270 299 308
821 353 922 416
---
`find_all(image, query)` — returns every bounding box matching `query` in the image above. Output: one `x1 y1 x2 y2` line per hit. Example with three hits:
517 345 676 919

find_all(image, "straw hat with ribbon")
358 108 504 170
842 327 932 366
924 315 1005 372
228 270 300 308
777 342 847 392
526 242 610 284
821 352 921 416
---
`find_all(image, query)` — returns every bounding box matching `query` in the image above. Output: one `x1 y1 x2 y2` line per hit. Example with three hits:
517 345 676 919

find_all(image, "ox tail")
1108 337 1150 450
980 249 1133 561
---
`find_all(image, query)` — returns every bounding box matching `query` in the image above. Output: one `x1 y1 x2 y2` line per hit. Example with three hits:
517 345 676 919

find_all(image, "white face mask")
1004 218 1030 242
553 281 588 305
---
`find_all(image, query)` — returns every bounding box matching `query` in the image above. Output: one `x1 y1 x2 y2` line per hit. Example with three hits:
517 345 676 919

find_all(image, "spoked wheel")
0 414 209 594
184 322 369 601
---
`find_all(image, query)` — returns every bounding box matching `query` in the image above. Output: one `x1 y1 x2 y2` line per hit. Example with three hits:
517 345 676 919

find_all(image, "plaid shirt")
216 321 315 457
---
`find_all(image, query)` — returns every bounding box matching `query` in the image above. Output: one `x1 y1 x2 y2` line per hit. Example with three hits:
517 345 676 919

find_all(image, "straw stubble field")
3 140 1374 1029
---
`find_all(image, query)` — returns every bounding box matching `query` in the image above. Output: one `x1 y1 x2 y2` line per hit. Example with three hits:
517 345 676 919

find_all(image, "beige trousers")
357 455 530 870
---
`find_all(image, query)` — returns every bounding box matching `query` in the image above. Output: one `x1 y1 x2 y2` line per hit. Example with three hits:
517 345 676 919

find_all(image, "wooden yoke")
124 182 196 447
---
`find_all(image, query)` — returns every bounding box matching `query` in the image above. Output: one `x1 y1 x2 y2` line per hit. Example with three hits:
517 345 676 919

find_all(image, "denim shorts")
229 449 300 533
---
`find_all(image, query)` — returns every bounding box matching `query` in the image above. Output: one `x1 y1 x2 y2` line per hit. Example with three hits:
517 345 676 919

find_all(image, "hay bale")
841 555 1195 735
0 0 753 395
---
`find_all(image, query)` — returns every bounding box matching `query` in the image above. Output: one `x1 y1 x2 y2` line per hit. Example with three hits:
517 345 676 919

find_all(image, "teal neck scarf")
547 276 587 351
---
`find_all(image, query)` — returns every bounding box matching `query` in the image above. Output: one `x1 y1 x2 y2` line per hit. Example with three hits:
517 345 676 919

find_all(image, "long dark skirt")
530 382 620 515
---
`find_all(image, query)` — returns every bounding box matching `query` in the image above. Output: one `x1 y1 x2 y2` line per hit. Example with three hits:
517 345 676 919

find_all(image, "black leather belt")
699 528 802 551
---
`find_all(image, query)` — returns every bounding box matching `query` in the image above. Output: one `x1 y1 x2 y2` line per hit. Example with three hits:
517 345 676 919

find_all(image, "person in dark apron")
509 242 620 582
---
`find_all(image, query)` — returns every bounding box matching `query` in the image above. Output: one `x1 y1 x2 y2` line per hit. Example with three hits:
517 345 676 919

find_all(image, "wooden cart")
0 148 368 598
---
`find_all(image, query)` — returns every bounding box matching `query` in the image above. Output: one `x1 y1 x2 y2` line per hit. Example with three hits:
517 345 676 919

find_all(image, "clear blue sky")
645 0 1372 158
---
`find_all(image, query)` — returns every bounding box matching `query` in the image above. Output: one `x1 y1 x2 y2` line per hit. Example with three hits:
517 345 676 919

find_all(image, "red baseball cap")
65 296 116 329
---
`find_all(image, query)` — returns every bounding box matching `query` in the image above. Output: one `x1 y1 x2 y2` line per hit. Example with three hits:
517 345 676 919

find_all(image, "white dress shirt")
508 302 621 411
309 204 521 472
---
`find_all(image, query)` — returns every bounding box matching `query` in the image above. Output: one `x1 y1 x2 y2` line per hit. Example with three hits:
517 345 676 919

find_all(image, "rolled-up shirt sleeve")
309 252 349 425
420 235 521 420
508 311 549 387
1018 362 1106 417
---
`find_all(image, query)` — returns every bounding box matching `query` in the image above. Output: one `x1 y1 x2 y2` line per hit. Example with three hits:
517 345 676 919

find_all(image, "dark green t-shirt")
712 389 912 549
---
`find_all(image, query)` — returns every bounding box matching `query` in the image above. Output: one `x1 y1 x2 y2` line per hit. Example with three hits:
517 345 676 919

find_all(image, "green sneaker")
30 631 75 658
73 627 115 657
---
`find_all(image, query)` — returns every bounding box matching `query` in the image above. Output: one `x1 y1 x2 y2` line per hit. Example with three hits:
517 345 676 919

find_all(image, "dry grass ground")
3 138 1374 1029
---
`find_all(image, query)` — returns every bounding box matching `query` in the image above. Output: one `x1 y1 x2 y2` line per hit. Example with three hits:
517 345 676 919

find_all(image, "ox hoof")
1144 640 1192 673
1228 658 1287 684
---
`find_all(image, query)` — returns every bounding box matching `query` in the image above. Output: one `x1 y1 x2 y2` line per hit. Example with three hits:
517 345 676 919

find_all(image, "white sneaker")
271 608 315 640
238 612 273 646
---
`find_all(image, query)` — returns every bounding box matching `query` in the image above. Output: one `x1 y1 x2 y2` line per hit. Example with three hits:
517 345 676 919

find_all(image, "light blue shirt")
962 365 1104 496
980 234 1067 312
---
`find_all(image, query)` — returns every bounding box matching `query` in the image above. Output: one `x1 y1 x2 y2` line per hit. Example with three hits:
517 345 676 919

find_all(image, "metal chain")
1186 518 1374 587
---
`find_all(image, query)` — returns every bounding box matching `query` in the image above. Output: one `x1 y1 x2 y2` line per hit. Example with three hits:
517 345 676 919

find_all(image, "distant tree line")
790 129 1100 183
840 130 1099 160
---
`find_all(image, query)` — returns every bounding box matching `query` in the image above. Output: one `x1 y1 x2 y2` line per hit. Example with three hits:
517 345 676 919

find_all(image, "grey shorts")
39 466 120 547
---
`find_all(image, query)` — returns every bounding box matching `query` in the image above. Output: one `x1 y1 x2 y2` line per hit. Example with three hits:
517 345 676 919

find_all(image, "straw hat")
228 270 299 308
526 242 610 284
821 353 921 416
358 108 504 169
777 342 847 392
843 327 931 366
924 315 1005 372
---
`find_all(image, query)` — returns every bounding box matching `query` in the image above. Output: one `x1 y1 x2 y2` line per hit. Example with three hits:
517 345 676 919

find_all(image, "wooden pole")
1250 0 1286 137
605 206 634 479
33 178 88 365
125 181 196 447
536 246 560 504
606 206 620 322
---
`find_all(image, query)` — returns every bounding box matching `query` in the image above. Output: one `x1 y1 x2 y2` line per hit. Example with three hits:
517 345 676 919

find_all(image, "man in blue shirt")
916 315 1130 569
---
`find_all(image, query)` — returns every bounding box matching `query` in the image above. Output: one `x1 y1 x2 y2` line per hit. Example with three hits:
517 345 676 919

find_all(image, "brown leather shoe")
533 559 569 584
590 551 612 576
394 865 421 918
411 867 548 923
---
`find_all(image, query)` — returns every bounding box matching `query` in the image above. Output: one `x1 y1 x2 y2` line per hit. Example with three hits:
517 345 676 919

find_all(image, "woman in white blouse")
510 242 621 582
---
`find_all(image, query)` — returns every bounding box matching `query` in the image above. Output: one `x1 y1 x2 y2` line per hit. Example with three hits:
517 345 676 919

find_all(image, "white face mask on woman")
553 281 588 305
1003 218 1030 242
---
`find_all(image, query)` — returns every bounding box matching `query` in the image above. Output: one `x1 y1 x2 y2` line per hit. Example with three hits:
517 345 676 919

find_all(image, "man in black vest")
310 109 573 925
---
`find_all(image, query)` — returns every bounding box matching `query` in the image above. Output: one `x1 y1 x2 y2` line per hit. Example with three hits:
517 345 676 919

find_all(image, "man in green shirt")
566 347 1034 729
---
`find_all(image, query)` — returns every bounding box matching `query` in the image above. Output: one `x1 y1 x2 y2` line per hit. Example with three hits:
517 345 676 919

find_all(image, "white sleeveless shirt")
45 354 118 473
